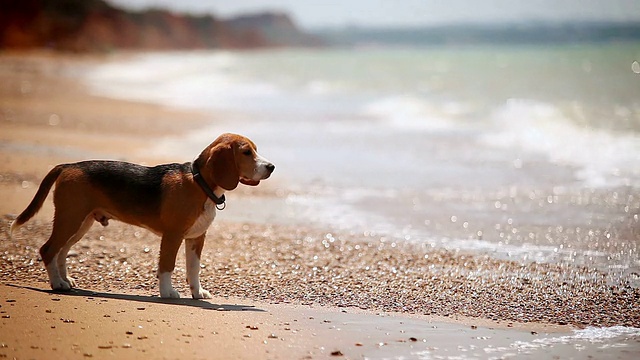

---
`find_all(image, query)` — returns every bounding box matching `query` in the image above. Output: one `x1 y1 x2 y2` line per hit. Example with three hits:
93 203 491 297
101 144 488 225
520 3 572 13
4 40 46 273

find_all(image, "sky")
107 0 640 29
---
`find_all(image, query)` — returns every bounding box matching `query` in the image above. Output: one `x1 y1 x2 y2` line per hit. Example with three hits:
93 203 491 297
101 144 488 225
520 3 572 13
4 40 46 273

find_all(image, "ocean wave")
481 98 640 187
360 95 469 131
84 51 640 191
84 51 284 111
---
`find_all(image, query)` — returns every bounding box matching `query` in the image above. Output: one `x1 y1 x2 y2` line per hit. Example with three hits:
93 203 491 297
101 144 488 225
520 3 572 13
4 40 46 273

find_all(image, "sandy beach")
1 52 639 359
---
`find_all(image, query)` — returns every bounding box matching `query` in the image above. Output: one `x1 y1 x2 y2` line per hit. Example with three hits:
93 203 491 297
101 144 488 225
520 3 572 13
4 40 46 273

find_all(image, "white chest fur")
184 200 217 239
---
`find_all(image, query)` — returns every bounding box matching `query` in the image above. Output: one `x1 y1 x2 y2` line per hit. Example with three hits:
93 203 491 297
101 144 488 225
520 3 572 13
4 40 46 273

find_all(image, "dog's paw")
158 272 180 298
160 288 181 299
192 288 212 300
51 278 72 291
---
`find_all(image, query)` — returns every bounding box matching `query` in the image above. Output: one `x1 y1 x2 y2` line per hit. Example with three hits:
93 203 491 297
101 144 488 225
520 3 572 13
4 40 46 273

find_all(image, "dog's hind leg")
56 216 94 288
40 211 90 291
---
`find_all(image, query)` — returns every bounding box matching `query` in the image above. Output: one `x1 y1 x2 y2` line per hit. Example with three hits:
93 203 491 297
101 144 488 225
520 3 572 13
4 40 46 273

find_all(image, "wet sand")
1 51 639 359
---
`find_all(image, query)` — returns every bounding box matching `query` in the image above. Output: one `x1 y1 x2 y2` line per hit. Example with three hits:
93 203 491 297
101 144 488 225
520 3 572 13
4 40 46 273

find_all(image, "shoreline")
0 281 576 360
1 51 639 359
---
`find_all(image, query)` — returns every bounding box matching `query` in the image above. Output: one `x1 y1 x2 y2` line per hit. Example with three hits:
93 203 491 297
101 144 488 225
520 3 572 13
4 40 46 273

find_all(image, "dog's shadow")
8 283 265 312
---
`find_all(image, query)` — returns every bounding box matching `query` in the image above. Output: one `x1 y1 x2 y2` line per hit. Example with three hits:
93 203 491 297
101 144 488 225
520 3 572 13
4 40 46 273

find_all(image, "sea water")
84 44 640 286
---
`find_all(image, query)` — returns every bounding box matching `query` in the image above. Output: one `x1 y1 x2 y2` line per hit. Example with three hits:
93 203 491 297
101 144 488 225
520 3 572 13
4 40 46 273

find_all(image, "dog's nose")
266 163 275 173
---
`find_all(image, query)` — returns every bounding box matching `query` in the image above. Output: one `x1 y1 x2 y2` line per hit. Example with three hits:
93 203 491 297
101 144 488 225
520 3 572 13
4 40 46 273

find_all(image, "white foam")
571 326 640 340
86 52 237 103
305 79 339 95
512 326 640 351
361 95 462 131
84 51 284 111
411 326 640 359
431 236 608 264
482 98 640 188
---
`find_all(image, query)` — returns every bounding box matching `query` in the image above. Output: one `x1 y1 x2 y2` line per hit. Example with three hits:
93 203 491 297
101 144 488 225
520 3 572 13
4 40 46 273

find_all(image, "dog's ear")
205 142 239 191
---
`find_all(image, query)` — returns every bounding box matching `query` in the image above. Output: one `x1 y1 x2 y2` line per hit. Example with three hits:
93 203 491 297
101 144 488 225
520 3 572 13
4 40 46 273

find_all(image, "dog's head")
196 133 275 191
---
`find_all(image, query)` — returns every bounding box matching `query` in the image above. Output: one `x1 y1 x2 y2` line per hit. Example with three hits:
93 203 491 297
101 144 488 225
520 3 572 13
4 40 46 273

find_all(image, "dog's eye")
242 150 252 156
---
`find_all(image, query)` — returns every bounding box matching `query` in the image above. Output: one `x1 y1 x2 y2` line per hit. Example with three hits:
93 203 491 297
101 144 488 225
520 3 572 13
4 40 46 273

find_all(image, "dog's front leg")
185 234 212 299
158 232 183 298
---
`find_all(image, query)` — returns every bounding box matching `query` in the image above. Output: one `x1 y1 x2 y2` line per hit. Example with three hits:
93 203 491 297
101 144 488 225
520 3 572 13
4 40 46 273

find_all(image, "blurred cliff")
0 0 322 51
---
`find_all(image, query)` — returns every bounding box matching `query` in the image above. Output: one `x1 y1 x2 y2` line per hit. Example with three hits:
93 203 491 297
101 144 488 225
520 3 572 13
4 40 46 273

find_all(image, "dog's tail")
10 165 66 237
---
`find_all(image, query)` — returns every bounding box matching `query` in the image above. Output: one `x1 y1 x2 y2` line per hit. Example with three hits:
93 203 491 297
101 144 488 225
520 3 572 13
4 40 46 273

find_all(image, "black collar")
191 161 226 207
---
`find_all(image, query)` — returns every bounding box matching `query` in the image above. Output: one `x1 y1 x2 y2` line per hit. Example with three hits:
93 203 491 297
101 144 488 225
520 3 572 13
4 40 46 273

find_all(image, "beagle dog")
10 133 274 299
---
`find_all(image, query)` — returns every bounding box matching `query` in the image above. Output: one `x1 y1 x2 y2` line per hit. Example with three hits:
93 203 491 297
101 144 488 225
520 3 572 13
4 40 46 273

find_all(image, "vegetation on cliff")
0 0 321 51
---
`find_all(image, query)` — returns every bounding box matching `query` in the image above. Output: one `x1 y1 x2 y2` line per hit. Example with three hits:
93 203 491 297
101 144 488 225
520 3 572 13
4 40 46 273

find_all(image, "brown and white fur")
10 133 274 299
